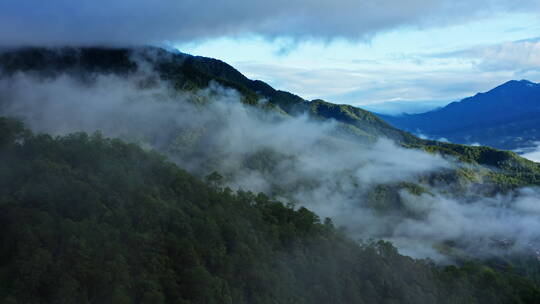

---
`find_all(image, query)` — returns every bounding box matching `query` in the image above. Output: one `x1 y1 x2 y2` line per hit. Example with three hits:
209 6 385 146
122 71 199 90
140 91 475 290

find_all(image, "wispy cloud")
235 59 516 112
433 37 540 72
1 62 540 262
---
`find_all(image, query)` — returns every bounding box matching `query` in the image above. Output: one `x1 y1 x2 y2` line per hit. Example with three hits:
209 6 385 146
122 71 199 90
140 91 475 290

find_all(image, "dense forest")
1 47 540 303
1 117 540 304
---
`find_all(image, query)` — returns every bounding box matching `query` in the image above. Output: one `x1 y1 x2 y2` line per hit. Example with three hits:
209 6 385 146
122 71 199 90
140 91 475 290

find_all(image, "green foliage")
2 47 540 303
205 171 223 188
0 120 539 303
3 46 538 193
309 99 420 144
400 182 430 196
0 117 29 148
414 141 540 188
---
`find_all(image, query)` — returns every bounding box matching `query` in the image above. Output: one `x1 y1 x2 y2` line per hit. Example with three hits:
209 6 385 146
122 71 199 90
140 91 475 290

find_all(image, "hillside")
380 80 540 150
1 117 540 303
0 47 417 145
3 1 540 303
1 47 537 177
1 46 540 264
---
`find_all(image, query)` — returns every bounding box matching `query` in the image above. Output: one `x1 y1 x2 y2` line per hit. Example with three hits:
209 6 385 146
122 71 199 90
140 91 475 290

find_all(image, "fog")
1 66 539 263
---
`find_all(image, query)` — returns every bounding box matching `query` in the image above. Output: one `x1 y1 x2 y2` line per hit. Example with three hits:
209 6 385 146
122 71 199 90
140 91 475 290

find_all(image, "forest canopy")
0 117 539 304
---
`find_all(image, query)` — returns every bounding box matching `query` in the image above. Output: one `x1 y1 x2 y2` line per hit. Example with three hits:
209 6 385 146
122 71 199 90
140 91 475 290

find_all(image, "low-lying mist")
1 68 539 263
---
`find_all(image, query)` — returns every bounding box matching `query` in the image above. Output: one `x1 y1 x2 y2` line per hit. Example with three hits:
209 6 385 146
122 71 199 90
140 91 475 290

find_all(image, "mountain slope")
1 47 539 189
0 46 417 145
1 117 539 304
380 80 540 150
1 46 540 302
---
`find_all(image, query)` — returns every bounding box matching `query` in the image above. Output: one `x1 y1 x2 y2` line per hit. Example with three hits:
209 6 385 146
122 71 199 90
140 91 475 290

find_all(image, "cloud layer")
1 0 539 46
1 63 540 262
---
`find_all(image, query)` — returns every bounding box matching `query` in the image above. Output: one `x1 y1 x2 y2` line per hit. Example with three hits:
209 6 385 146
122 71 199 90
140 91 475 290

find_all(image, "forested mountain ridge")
380 80 540 150
1 46 538 187
1 117 540 304
1 46 540 267
0 46 419 144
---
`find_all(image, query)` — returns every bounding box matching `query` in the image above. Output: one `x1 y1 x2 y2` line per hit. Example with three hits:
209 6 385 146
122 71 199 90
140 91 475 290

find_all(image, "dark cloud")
1 0 539 46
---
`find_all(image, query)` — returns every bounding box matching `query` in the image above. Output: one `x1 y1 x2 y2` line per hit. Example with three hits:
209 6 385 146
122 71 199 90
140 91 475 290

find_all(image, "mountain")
1 47 536 169
1 47 539 206
0 47 417 145
380 80 540 150
1 117 539 304
1 47 539 199
1 47 540 303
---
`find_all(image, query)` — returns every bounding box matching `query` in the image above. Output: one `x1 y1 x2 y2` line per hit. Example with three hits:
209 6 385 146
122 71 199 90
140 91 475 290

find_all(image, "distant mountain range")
379 80 540 150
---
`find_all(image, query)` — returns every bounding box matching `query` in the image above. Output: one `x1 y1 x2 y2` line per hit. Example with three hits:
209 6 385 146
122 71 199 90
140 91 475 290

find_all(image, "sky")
2 0 540 114
178 13 540 114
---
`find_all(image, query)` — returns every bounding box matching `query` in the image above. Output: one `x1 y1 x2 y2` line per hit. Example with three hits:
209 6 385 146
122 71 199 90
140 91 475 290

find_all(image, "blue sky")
178 12 540 114
3 0 540 114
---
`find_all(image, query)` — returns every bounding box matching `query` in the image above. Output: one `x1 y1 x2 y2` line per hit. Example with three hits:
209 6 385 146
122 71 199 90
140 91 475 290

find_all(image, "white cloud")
517 142 540 162
433 37 540 73
478 39 540 71
2 65 540 262
235 59 519 110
